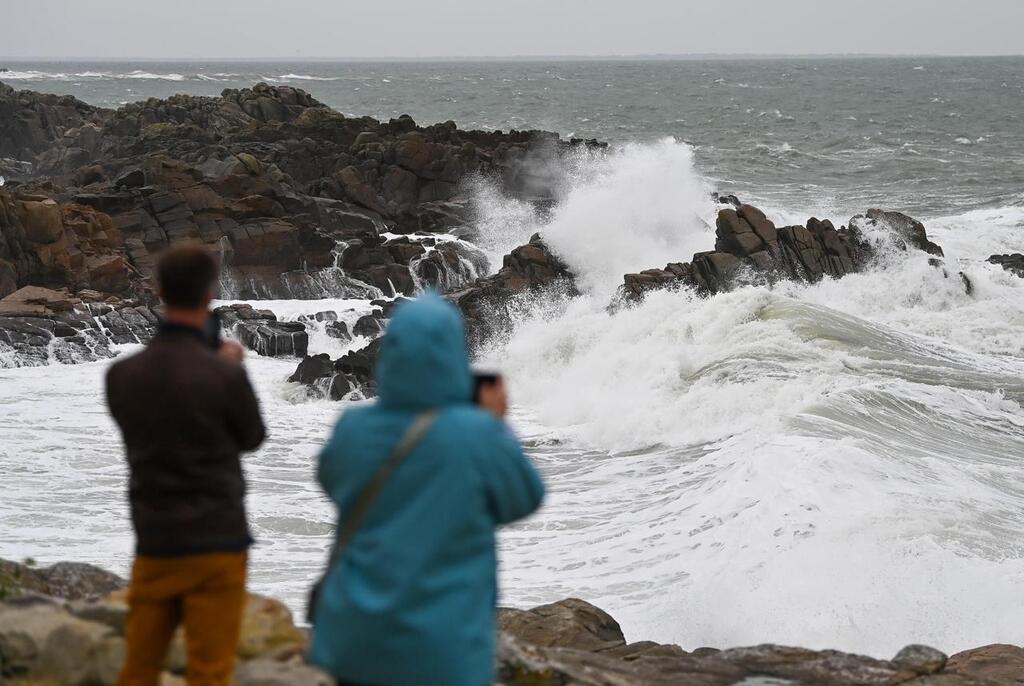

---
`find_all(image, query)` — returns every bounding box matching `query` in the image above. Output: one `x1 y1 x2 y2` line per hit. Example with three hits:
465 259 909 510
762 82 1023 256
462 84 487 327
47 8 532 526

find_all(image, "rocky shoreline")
1 557 1021 685
2 78 1022 382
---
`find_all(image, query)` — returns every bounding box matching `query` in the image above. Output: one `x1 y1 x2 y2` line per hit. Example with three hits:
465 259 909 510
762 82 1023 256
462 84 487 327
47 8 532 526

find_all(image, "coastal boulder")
449 233 576 346
988 253 1024 278
850 209 944 257
289 353 335 385
0 558 125 601
216 304 309 358
0 598 124 685
235 320 308 358
498 598 626 653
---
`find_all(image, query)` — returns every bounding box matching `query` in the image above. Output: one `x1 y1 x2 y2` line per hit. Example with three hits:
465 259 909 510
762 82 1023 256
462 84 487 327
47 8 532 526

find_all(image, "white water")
2 140 1023 657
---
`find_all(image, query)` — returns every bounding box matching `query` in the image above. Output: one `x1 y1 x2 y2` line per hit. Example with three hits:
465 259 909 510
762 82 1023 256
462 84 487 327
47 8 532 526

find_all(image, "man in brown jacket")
107 244 266 686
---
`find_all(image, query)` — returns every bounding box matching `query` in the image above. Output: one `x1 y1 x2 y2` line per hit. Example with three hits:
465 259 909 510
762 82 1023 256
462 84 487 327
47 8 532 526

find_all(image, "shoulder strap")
326 408 440 568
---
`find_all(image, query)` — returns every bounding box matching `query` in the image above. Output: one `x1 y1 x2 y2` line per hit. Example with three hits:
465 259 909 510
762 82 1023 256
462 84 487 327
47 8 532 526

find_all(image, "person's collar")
158 319 206 341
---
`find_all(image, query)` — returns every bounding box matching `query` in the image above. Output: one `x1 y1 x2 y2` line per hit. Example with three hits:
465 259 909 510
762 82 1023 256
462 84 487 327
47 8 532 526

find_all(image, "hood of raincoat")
374 292 473 409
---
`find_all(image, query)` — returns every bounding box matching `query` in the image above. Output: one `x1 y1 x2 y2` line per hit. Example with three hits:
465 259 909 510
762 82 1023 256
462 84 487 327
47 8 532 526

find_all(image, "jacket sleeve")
226 366 266 451
479 421 545 525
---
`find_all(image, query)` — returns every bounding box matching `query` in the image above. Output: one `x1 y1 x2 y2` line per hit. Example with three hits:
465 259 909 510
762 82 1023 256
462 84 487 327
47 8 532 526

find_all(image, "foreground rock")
3 559 1020 685
0 558 314 686
946 644 1024 684
0 558 124 601
621 203 953 300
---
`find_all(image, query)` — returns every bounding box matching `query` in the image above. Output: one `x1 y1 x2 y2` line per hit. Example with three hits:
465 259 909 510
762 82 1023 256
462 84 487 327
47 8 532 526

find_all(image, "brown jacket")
106 321 266 556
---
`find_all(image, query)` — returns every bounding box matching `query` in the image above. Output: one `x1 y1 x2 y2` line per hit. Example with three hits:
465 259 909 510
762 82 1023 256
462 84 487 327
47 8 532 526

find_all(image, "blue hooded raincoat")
309 293 545 686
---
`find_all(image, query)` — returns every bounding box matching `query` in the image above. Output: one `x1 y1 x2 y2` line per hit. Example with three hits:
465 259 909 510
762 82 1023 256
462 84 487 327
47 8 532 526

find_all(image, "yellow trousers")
117 551 247 686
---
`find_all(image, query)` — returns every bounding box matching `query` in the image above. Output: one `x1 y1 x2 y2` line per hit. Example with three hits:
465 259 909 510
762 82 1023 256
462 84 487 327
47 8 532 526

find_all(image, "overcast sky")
2 0 1023 59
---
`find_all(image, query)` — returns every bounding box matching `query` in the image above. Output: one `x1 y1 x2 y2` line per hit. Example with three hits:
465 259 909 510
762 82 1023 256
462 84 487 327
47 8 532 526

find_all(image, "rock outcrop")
0 286 157 365
988 253 1024 278
0 288 326 366
216 304 308 358
0 187 136 301
449 233 576 346
288 337 382 401
3 558 1020 685
285 232 574 399
0 82 108 166
0 79 605 368
621 201 955 301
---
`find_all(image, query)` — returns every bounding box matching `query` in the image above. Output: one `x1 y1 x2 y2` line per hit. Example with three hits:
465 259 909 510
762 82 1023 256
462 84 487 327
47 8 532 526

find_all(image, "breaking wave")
469 139 1024 654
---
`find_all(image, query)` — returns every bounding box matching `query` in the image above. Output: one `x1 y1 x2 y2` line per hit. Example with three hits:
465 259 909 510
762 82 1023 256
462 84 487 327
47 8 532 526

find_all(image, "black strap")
325 409 440 570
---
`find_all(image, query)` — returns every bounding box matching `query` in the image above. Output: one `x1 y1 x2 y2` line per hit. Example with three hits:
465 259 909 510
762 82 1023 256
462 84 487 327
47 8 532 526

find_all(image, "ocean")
1 58 1023 656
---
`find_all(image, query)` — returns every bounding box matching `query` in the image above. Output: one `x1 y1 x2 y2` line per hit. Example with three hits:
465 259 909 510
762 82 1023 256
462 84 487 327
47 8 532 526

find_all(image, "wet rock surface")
987 253 1024 278
620 200 956 301
0 80 594 299
2 558 1019 685
448 232 576 345
285 197 960 401
0 79 602 366
0 286 156 365
216 304 308 358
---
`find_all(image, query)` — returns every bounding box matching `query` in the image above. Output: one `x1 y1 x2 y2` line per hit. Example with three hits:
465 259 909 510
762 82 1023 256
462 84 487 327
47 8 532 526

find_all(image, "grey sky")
2 0 1022 59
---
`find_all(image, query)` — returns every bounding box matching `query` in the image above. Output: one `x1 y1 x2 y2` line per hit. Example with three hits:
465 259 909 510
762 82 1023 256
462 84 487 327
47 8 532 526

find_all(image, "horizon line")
3 52 1024 62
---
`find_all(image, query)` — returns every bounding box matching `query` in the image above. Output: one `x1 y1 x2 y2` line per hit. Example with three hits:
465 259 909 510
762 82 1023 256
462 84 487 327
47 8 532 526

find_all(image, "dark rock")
620 204 943 301
712 192 742 207
325 321 350 340
373 296 412 318
450 233 576 346
334 337 381 381
0 82 109 162
853 209 945 257
288 353 335 385
327 374 353 401
987 253 1024 278
114 168 145 189
352 312 385 337
215 303 275 328
0 79 603 367
235 320 308 357
1 556 1018 686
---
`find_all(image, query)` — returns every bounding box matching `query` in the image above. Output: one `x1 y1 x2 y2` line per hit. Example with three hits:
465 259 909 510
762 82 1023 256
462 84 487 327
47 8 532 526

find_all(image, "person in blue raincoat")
309 292 545 686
